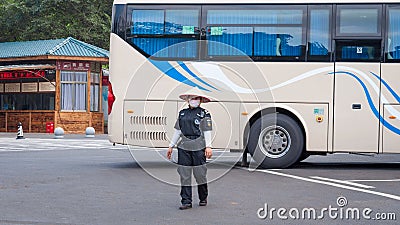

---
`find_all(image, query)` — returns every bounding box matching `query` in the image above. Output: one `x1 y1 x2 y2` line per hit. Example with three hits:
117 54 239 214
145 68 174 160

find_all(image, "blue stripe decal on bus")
177 61 219 91
149 60 209 91
370 72 400 103
335 71 400 136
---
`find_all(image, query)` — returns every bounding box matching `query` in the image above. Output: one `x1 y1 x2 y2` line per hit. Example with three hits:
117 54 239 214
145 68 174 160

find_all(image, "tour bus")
108 0 400 168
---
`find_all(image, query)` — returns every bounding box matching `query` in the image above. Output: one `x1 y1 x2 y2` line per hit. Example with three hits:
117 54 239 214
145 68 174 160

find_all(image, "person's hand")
167 147 173 160
205 147 212 159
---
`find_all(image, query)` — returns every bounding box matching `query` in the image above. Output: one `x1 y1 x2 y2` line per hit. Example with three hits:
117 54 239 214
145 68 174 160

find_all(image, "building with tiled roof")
0 38 109 134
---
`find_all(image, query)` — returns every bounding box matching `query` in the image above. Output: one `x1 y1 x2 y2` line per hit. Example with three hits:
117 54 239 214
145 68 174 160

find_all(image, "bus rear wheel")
247 114 304 169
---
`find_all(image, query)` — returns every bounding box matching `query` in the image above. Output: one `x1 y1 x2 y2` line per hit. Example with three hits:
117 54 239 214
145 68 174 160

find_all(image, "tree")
0 0 30 42
0 0 113 49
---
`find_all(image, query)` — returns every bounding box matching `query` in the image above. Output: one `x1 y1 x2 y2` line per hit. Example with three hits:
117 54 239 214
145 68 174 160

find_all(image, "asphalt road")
0 136 399 225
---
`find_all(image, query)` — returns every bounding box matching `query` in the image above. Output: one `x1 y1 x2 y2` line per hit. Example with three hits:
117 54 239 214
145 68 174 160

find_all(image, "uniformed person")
167 93 213 210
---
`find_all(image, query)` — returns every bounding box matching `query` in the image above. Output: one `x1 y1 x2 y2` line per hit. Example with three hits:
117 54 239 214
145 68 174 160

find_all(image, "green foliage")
0 0 113 49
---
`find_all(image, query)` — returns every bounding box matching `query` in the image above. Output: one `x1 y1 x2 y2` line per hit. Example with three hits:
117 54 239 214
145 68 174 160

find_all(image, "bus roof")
114 0 400 4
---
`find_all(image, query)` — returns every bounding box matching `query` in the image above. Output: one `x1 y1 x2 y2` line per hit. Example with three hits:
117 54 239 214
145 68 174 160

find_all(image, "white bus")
108 0 400 168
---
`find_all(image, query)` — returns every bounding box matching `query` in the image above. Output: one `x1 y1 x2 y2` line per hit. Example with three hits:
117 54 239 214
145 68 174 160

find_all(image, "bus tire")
247 114 304 169
299 152 310 162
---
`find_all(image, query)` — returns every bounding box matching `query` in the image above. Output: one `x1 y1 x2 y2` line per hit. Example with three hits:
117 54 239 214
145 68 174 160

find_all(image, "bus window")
132 38 198 58
127 7 200 59
207 27 253 56
387 7 400 60
165 10 199 34
336 5 382 37
132 10 164 35
335 40 381 62
308 7 331 61
206 9 303 25
254 27 303 57
204 6 306 60
111 4 126 39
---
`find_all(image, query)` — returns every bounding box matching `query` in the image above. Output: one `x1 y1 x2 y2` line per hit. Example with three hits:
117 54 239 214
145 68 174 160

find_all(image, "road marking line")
348 179 400 182
310 176 375 189
244 168 400 201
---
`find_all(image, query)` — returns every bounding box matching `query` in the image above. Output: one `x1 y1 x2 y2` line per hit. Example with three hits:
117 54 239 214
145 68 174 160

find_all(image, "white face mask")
189 99 200 108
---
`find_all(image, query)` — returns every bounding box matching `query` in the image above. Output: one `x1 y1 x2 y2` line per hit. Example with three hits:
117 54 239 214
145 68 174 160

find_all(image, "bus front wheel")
247 114 304 169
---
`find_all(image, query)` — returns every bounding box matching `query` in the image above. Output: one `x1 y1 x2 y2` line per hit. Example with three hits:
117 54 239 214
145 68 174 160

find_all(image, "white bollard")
54 127 65 139
85 127 95 138
16 122 24 139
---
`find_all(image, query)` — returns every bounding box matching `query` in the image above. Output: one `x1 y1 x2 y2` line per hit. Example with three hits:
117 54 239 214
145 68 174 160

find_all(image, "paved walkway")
0 133 129 152
0 132 108 140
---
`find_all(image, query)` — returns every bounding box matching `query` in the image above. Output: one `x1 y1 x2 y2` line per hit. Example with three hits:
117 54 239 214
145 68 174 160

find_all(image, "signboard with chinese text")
5 83 20 92
57 61 90 71
22 83 38 92
0 70 45 80
39 82 56 92
0 83 3 92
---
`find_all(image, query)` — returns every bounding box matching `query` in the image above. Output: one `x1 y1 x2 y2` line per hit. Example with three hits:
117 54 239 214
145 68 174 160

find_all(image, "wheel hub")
258 126 291 159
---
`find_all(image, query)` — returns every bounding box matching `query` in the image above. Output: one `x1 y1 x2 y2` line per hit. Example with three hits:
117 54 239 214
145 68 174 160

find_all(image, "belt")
182 135 201 140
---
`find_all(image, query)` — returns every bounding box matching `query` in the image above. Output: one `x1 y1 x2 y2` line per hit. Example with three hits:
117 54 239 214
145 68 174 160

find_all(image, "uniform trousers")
177 147 208 205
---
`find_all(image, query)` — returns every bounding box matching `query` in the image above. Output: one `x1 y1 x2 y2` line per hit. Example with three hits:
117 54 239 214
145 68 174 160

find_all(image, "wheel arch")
243 105 308 152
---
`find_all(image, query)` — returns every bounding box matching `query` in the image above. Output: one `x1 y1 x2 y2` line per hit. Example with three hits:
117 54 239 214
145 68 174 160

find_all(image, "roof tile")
0 37 109 59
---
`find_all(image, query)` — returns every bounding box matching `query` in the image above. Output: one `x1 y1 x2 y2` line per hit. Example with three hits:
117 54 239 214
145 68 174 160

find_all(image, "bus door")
333 40 381 152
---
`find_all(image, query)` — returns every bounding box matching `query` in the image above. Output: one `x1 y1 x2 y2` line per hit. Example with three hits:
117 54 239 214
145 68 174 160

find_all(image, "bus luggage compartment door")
383 104 400 153
123 100 177 148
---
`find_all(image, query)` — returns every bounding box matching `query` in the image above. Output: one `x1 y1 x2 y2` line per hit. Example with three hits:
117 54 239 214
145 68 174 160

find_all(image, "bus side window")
335 40 381 62
206 7 305 60
307 7 331 61
387 8 400 61
127 7 200 59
